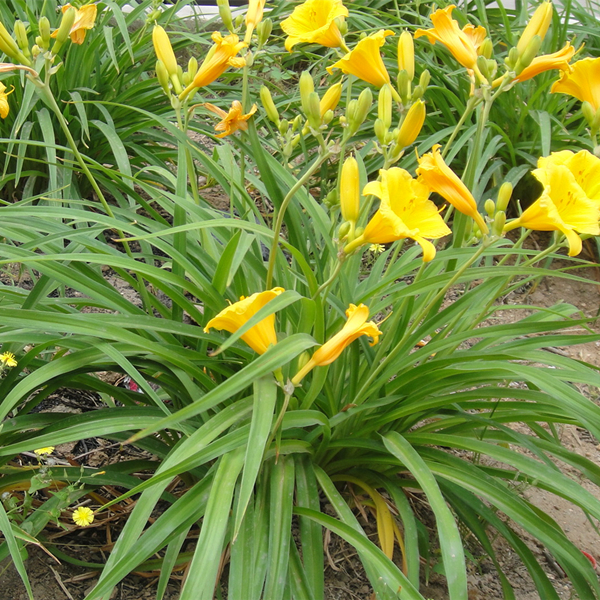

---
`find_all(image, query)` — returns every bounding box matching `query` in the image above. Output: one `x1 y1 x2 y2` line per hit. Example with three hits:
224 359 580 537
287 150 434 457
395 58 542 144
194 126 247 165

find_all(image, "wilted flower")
51 3 97 45
180 32 246 100
72 506 94 527
281 0 348 52
513 42 574 83
346 167 451 261
204 288 284 355
504 160 600 256
34 447 55 456
415 6 487 74
203 101 257 137
328 29 394 88
551 57 600 111
292 304 381 384
0 351 17 367
416 144 489 234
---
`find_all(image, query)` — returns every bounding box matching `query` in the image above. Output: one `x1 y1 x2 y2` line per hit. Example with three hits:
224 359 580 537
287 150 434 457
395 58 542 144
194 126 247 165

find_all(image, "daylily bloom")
292 304 381 384
51 3 97 45
246 0 267 32
516 1 553 55
538 149 600 202
203 101 257 137
180 32 246 100
0 351 16 366
513 42 574 83
345 168 451 261
34 447 55 456
328 29 394 88
0 82 12 119
281 0 348 52
204 288 284 355
152 25 178 78
504 162 600 256
72 506 95 527
417 144 489 234
551 57 600 111
415 6 486 73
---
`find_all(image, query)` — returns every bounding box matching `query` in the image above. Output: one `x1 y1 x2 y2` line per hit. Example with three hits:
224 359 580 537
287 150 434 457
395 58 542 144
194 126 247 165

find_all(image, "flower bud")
374 118 388 144
320 81 343 117
517 1 552 55
515 34 542 74
352 87 373 130
292 114 303 132
299 71 315 117
340 155 360 223
325 189 339 207
397 31 414 81
14 21 30 57
257 18 272 47
592 108 600 133
505 47 520 70
496 182 513 213
278 118 289 135
486 59 498 80
322 109 334 125
52 5 77 53
0 21 21 59
38 16 51 49
479 38 493 59
188 56 198 80
582 101 596 128
147 9 162 22
411 85 425 101
419 69 431 92
476 55 491 81
335 16 348 36
397 99 425 148
338 221 351 238
307 91 322 129
31 44 41 58
484 198 496 217
354 226 364 238
217 0 234 33
397 69 410 104
235 14 244 28
153 26 178 78
260 86 280 125
346 99 357 124
156 60 171 95
378 84 392 130
492 211 506 237
283 140 293 157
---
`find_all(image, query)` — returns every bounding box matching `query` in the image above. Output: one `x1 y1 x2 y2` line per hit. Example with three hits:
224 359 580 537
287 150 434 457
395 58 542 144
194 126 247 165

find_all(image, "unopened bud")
592 108 600 133
153 25 178 78
582 101 596 127
31 44 41 57
515 34 542 73
517 1 552 55
217 0 234 33
419 69 431 91
477 55 491 81
492 211 506 237
340 155 360 223
322 109 334 125
292 114 303 132
378 84 392 130
335 16 348 36
320 82 343 117
0 21 21 59
35 36 43 48
257 18 272 47
397 69 410 104
352 87 373 130
307 91 322 129
14 21 29 57
346 99 358 124
299 71 315 116
354 226 364 238
283 140 293 157
235 14 244 28
338 221 351 237
325 189 339 207
278 118 289 135
396 99 425 148
260 86 280 125
39 16 51 47
374 118 388 144
156 60 171 95
411 85 425 101
486 59 498 80
506 47 520 70
397 31 414 80
479 38 493 59
484 198 496 217
496 182 513 213
52 5 77 53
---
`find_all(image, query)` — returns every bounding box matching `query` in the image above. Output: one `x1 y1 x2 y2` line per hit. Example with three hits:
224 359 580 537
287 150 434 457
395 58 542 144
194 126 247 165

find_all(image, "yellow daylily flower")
415 6 487 72
328 30 394 88
72 506 95 527
504 162 600 256
416 144 489 234
281 0 348 52
246 0 267 32
346 168 451 261
292 304 381 384
51 3 97 45
152 25 178 78
0 82 13 119
538 149 600 202
203 101 257 137
180 32 246 100
204 288 284 355
513 42 574 83
516 1 553 55
551 57 600 111
0 351 17 366
34 446 55 456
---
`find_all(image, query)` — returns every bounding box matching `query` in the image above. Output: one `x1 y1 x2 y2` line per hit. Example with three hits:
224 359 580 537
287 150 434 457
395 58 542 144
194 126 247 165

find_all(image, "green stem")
265 149 332 288
312 258 344 301
441 95 480 160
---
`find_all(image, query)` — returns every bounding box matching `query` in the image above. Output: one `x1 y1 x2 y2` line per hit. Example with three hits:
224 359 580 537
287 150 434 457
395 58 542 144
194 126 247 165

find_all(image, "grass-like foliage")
1 1 600 599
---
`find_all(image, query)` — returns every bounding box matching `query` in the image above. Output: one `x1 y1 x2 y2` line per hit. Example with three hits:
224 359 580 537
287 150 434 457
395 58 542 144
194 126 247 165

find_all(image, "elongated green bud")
260 85 280 125
378 84 392 130
374 118 387 144
14 21 30 57
39 16 51 49
188 56 198 80
397 69 410 104
156 60 170 95
346 99 357 124
517 1 552 55
582 101 596 127
279 118 289 135
592 107 600 133
492 211 506 237
338 221 351 237
335 16 348 36
292 114 303 132
52 6 77 54
484 198 496 217
505 46 520 70
496 182 513 213
307 91 322 129
217 0 234 33
257 18 272 47
515 34 542 73
299 71 315 117
0 21 21 59
479 38 493 59
353 87 372 128
419 69 430 92
477 55 491 81
325 189 339 207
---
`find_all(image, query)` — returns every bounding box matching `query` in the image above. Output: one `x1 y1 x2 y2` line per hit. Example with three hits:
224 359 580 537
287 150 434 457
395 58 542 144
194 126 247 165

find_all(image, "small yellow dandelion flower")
369 244 385 253
72 506 94 527
0 351 17 367
34 446 55 456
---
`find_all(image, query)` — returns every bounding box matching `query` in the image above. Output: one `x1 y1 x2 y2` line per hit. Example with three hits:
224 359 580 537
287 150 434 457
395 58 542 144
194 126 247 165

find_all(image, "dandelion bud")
479 38 493 59
515 34 542 73
14 21 30 58
397 99 426 148
217 0 234 33
155 60 171 95
397 31 414 80
52 5 77 53
505 47 520 69
484 198 496 217
307 91 322 129
0 21 21 59
320 81 343 117
340 155 360 223
492 211 506 237
260 86 280 125
278 118 289 135
299 71 315 116
188 56 198 80
39 16 51 47
257 18 272 47
378 84 393 130
335 16 348 36
517 1 552 55
397 69 410 104
374 118 387 144
496 182 513 213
